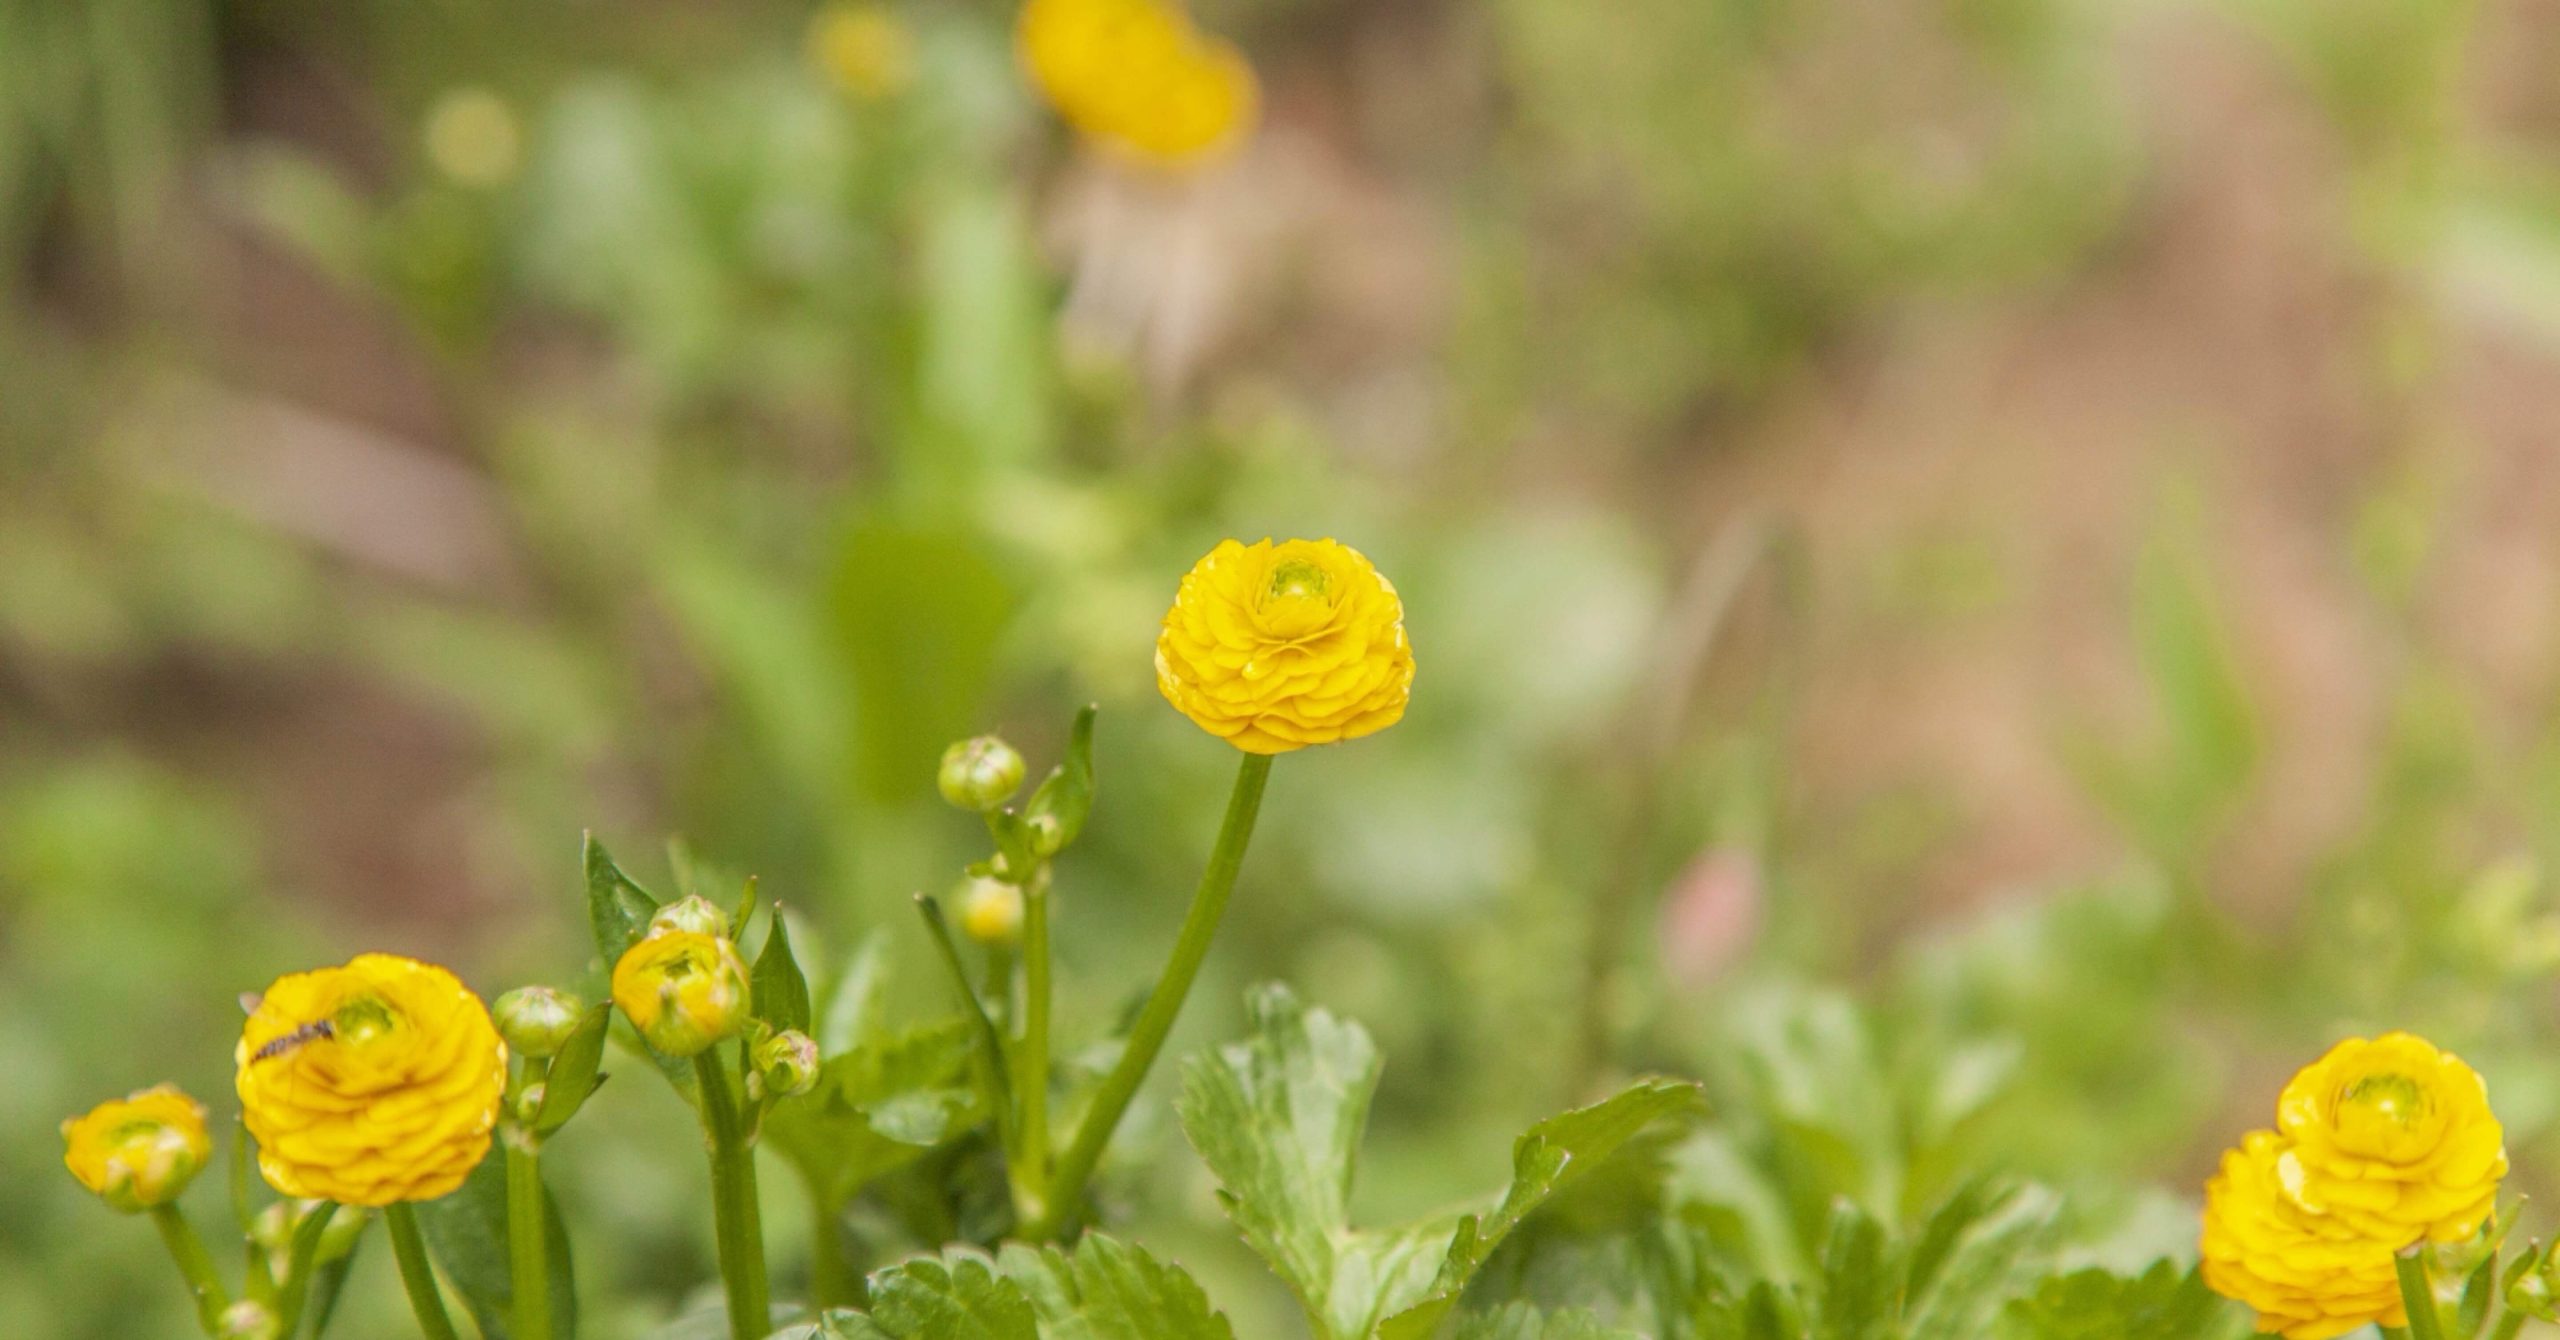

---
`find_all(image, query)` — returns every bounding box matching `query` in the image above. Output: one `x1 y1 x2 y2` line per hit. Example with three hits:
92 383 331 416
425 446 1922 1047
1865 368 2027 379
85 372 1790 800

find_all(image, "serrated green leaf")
584 833 658 967
994 1233 1237 1340
1024 704 1097 852
1450 1304 1643 1340
1379 1079 1705 1340
1903 1181 2061 1340
534 1003 615 1135
767 1018 990 1207
414 1150 578 1340
857 1254 1037 1340
755 907 813 1036
1997 1261 2246 1340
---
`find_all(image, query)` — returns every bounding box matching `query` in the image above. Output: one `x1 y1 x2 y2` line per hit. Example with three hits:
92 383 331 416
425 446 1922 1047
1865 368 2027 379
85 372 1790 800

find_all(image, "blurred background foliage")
8 0 2560 1332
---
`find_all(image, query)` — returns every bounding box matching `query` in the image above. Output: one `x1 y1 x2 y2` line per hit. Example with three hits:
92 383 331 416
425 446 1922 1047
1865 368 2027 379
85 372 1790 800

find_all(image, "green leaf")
1378 1079 1705 1340
1997 1261 2245 1340
1812 1200 1894 1340
584 833 658 966
534 1003 615 1135
414 1151 578 1340
819 931 894 1056
856 1254 1038 1340
754 907 814 1036
1903 1181 2062 1340
766 1018 991 1208
994 1233 1238 1340
1024 704 1098 853
1450 1305 1642 1340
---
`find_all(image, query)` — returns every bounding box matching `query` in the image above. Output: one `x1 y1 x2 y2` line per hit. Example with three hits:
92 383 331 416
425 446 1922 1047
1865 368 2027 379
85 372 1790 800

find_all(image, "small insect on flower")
61 1085 211 1213
1155 538 1415 754
236 953 508 1207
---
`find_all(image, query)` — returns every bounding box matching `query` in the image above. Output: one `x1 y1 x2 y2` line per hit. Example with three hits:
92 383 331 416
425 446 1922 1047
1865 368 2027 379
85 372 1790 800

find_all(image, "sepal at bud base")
648 894 730 939
939 735 1026 812
217 1300 281 1340
493 986 585 1058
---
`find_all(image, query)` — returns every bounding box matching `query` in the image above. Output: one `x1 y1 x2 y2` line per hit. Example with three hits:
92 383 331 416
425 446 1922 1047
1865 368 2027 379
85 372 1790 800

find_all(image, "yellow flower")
2275 1033 2507 1245
236 954 508 1207
423 87 521 189
2201 1130 2406 1340
612 929 751 1058
1017 0 1257 168
1156 538 1414 754
62 1085 211 1212
960 877 1026 946
810 3 916 103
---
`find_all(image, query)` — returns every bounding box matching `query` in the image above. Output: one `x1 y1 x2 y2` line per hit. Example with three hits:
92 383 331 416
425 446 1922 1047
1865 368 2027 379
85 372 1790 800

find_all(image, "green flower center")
1268 560 1331 603
2340 1072 2430 1126
332 996 400 1049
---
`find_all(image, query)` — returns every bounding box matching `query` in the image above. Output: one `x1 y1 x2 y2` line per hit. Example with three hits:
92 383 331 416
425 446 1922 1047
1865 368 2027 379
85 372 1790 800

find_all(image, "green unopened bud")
959 877 1025 946
754 1029 821 1098
610 930 750 1057
315 1204 368 1263
2510 1264 2556 1321
493 986 584 1058
939 736 1025 812
647 894 730 939
1026 811 1065 858
218 1300 281 1340
515 1082 549 1125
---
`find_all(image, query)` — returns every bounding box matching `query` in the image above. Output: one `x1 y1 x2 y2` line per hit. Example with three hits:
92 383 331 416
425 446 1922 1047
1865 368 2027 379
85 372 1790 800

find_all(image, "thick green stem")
151 1203 230 1334
695 1050 771 1340
1028 751 1272 1240
2396 1249 2447 1340
384 1202 461 1340
2488 1312 2528 1340
506 1140 551 1340
1016 868 1055 1223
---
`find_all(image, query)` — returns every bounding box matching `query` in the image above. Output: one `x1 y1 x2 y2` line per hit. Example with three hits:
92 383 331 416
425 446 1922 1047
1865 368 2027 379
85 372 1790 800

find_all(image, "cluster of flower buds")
612 896 752 1058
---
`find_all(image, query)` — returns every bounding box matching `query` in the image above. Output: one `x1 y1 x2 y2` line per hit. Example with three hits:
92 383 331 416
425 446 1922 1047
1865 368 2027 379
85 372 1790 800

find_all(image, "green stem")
151 1203 230 1334
506 1139 552 1340
274 1200 339 1333
384 1203 461 1340
695 1049 771 1340
2396 1249 2447 1340
810 1197 862 1311
1017 867 1055 1223
2489 1311 2528 1340
1028 751 1272 1240
916 895 1014 1147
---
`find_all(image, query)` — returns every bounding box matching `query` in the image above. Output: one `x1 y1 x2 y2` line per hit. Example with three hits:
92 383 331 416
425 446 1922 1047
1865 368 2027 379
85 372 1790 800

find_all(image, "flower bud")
218 1300 281 1340
2510 1264 2556 1321
938 736 1025 812
60 1085 211 1213
515 1083 549 1126
315 1203 368 1263
611 930 750 1057
648 894 730 939
754 1030 821 1098
1026 812 1065 858
959 877 1025 947
492 986 585 1058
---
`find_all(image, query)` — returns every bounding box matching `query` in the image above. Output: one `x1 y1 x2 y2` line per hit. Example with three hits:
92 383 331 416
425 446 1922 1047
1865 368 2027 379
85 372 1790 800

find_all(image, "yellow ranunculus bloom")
2201 1130 2406 1340
62 1085 211 1212
2275 1033 2508 1245
810 3 916 103
1017 0 1257 168
236 954 508 1207
1156 537 1414 754
612 929 750 1058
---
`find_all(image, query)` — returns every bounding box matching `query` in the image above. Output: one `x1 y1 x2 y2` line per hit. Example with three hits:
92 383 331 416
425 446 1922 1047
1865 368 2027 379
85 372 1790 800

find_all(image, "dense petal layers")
1017 0 1257 167
236 953 507 1206
2275 1033 2507 1245
2202 1130 2406 1340
1155 537 1414 754
62 1084 211 1212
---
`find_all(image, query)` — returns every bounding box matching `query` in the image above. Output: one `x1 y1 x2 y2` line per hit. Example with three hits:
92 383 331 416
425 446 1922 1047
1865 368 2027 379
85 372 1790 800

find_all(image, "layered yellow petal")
1155 537 1414 754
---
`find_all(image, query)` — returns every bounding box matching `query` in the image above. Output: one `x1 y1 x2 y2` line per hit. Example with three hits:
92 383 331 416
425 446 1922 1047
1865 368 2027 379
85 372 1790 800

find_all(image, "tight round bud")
611 930 750 1057
647 894 730 939
754 1030 822 1098
61 1085 211 1213
960 878 1025 947
492 986 584 1058
939 736 1026 812
2514 1264 2559 1322
218 1300 281 1340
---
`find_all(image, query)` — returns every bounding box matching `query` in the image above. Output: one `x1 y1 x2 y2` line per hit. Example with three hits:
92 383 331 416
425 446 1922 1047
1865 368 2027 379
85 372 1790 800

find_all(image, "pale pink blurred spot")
1659 848 1763 989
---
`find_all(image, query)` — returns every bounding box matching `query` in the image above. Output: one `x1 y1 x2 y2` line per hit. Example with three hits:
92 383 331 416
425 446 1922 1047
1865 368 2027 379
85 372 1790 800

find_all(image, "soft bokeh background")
8 0 2560 1333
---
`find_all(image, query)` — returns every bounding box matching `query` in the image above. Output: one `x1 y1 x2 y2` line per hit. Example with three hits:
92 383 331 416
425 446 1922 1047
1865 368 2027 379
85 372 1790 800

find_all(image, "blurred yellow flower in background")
2275 1033 2508 1245
1018 0 1257 168
236 953 508 1206
811 3 917 103
1156 537 1413 753
423 87 522 188
2201 1129 2406 1340
62 1085 211 1212
612 927 751 1058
